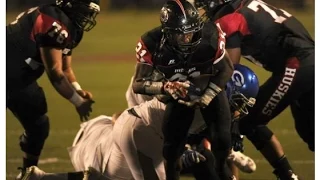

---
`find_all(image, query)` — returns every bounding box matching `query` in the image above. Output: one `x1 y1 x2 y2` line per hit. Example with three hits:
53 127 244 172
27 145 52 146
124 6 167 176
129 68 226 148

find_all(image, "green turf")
6 8 315 180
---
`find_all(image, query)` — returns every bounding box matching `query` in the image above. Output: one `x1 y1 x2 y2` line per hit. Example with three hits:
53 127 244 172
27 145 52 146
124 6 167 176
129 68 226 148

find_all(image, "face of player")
175 32 194 45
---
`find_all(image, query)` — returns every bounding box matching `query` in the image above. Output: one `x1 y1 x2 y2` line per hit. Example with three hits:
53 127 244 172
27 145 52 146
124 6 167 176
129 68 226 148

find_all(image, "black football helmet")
56 0 100 31
160 0 204 55
194 0 232 18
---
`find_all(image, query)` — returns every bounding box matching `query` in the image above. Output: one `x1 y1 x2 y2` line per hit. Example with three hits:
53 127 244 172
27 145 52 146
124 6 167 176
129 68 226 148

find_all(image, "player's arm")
132 62 165 95
63 55 93 99
225 32 242 64
40 47 84 106
132 38 189 99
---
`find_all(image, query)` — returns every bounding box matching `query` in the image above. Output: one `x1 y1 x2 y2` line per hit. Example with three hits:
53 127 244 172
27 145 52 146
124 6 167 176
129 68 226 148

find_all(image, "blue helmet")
226 64 259 118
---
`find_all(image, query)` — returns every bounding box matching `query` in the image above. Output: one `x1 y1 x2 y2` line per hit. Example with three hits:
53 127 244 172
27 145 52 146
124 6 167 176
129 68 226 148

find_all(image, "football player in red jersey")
194 0 314 179
6 0 100 178
131 0 235 179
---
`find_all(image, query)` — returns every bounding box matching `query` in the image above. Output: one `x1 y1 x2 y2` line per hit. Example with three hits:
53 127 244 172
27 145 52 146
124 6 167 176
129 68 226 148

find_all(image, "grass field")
6 7 315 180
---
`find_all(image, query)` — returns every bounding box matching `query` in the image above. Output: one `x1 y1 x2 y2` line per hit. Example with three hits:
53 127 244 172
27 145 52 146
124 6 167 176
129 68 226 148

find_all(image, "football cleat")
273 169 300 180
227 150 256 173
15 167 26 180
83 166 105 180
21 166 45 180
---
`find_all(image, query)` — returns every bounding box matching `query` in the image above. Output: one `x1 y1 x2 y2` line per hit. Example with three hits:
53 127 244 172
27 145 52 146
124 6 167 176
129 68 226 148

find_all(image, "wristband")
72 82 82 91
69 92 84 107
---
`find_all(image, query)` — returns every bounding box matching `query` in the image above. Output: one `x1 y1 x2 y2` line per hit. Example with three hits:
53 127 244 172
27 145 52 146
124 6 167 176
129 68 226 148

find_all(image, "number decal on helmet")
232 70 245 87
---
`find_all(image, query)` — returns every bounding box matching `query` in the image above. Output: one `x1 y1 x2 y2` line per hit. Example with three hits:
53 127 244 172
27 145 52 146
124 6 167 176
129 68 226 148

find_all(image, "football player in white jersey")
22 97 205 180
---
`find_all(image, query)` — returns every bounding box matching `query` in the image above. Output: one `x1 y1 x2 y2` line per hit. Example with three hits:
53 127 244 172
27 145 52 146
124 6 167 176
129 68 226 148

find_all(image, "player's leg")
239 57 314 179
7 82 50 179
132 118 166 179
162 101 195 180
290 89 314 152
22 166 107 180
201 90 233 180
107 110 139 179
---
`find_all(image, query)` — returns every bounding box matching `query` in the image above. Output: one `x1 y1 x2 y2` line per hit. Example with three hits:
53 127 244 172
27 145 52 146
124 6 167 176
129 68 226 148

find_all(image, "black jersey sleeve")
31 6 73 49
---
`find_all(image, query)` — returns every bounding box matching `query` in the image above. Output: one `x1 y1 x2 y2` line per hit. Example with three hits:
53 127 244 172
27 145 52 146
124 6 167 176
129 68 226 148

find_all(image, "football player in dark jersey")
131 0 234 179
194 0 314 179
6 0 100 179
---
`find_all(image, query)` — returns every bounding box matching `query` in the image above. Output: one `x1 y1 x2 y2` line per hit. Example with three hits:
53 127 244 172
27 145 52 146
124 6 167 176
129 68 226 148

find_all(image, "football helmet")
226 64 259 118
56 0 100 31
160 0 204 55
194 0 232 19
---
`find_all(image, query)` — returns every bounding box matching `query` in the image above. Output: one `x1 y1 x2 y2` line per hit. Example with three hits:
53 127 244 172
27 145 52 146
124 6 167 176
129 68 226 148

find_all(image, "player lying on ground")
193 0 314 179
126 63 259 180
21 64 259 180
21 98 207 180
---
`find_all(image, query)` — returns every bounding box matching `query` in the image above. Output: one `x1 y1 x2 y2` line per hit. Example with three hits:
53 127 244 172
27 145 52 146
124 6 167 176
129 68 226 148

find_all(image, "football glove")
163 81 191 100
178 82 222 108
181 147 206 169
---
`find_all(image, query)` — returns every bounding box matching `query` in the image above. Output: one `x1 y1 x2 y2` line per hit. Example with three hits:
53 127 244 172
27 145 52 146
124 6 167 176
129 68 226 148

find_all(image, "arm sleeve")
31 13 71 49
210 23 234 89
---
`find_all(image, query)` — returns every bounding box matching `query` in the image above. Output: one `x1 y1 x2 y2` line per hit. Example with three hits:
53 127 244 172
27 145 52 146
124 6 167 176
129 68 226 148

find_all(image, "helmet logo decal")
174 0 187 19
232 70 245 87
89 2 100 12
160 7 169 22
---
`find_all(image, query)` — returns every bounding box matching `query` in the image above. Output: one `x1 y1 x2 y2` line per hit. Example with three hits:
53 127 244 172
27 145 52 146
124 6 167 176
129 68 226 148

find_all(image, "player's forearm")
132 80 164 95
63 67 77 83
63 67 82 90
47 70 84 106
40 47 83 106
132 62 165 95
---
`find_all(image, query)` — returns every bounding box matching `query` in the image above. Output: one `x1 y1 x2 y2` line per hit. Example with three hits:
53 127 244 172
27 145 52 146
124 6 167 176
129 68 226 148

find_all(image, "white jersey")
67 115 114 173
125 77 207 134
125 76 153 108
106 98 166 180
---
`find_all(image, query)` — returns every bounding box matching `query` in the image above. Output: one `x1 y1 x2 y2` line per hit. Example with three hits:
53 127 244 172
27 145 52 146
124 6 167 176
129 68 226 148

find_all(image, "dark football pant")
290 87 314 151
7 82 50 156
239 54 314 150
162 91 232 180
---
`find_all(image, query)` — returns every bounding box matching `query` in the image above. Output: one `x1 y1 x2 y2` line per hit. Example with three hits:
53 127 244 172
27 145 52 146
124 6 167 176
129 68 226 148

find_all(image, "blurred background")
6 0 315 179
5 0 316 10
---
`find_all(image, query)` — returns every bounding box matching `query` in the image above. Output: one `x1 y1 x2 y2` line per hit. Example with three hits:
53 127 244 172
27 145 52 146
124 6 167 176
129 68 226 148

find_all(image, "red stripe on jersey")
30 12 70 42
286 57 300 69
213 23 226 63
135 38 153 65
174 0 187 19
215 12 251 38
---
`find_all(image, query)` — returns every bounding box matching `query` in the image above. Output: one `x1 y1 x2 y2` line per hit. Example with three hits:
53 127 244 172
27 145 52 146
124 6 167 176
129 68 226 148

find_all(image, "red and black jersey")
214 0 314 72
7 4 83 64
135 23 226 81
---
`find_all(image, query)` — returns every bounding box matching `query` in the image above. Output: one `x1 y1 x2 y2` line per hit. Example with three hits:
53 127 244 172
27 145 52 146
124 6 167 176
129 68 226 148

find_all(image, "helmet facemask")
229 92 256 120
164 22 203 55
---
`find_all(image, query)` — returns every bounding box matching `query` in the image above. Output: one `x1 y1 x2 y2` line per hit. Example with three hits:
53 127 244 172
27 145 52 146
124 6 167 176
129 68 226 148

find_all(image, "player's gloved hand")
76 99 95 122
163 81 191 100
181 149 206 169
181 146 206 169
178 82 222 108
76 89 93 100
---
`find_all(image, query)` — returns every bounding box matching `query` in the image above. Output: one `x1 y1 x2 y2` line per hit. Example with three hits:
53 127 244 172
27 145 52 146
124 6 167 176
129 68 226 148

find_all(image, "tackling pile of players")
6 0 313 179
